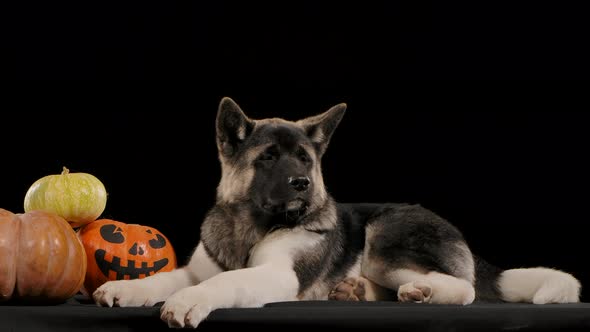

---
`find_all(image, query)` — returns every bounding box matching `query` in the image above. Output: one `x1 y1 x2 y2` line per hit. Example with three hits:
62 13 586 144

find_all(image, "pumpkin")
0 208 87 303
77 219 177 295
24 167 108 228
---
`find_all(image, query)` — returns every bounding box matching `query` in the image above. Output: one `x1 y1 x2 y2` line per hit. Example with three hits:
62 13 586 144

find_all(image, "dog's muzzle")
286 198 306 211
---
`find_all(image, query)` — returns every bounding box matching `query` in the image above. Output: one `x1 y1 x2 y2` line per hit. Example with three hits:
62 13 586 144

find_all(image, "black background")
2 2 589 302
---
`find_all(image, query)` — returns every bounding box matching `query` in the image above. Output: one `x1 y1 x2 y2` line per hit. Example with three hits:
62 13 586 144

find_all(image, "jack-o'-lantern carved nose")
128 242 145 256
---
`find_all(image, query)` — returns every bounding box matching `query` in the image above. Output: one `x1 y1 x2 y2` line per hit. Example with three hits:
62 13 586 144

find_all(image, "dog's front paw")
93 279 160 307
160 287 212 329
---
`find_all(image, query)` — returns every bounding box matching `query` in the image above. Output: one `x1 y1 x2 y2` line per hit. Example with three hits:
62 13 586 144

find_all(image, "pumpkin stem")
62 166 70 175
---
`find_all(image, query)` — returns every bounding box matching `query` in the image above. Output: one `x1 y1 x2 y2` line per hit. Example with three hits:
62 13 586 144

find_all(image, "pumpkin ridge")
61 225 87 299
48 216 75 299
60 214 87 299
42 217 61 297
12 213 21 300
3 211 21 301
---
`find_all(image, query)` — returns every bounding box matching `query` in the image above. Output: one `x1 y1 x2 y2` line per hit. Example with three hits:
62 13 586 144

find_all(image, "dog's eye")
259 152 275 161
297 149 311 163
258 146 279 161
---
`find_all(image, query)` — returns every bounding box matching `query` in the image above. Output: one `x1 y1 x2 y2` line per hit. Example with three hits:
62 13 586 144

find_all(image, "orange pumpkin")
77 219 177 295
0 208 87 303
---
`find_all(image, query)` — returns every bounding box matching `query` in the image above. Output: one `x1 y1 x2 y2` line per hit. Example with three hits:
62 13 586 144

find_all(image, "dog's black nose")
289 176 310 191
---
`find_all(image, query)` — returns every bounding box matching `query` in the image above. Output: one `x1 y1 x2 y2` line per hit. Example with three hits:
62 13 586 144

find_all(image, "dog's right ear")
216 97 255 158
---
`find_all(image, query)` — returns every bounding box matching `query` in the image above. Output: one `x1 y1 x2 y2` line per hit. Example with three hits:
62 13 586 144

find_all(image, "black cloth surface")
1 295 590 332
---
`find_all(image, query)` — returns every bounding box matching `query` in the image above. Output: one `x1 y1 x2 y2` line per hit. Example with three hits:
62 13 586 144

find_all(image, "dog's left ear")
216 97 255 158
297 103 347 155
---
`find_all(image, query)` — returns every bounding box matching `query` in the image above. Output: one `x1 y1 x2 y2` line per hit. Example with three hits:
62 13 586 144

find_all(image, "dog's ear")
216 97 255 158
297 103 347 155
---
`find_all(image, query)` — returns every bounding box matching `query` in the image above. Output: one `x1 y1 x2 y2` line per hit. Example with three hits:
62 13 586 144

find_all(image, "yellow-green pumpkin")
24 167 107 228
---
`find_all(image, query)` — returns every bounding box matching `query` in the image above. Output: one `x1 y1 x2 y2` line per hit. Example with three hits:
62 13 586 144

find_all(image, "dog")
93 97 582 328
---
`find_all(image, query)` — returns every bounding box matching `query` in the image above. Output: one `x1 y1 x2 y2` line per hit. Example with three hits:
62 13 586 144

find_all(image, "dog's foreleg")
94 242 223 307
159 263 298 328
160 228 318 328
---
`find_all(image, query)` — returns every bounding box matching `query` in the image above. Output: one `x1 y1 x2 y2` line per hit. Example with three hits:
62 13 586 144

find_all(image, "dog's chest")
201 214 264 271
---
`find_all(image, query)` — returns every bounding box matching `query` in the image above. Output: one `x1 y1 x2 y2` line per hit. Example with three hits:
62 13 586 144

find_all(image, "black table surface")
1 295 590 332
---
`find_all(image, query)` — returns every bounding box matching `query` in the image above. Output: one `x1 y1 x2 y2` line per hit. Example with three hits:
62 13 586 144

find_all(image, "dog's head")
215 97 346 222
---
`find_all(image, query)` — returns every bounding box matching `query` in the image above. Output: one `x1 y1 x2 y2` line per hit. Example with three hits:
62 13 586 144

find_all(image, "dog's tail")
474 256 581 304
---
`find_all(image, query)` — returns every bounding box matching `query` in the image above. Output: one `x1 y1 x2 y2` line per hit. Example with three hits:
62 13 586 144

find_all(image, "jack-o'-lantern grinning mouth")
94 249 169 279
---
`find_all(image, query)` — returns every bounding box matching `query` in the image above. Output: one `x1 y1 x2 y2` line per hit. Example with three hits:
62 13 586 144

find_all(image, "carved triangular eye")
100 224 125 243
148 233 167 249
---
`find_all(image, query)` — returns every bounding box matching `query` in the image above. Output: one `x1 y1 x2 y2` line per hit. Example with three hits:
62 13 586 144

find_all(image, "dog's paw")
397 281 433 303
93 279 160 307
160 287 211 329
329 277 368 301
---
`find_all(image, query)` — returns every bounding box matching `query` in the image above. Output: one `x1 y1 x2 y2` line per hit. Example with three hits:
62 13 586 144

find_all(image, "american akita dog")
93 97 581 328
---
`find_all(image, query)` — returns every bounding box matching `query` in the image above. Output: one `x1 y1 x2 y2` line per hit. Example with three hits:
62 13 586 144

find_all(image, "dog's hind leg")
329 267 475 304
361 204 476 305
373 268 475 305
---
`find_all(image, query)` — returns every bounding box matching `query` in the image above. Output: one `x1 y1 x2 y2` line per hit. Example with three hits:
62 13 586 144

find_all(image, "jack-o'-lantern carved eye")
100 224 125 243
147 229 167 249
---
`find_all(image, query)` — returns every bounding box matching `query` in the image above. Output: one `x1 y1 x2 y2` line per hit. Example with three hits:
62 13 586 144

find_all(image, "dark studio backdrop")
1 2 589 302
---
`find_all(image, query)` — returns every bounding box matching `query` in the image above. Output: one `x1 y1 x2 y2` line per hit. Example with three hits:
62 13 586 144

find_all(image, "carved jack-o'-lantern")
77 219 177 295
